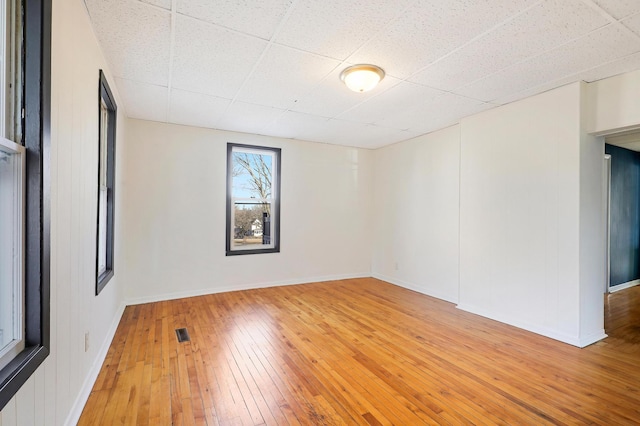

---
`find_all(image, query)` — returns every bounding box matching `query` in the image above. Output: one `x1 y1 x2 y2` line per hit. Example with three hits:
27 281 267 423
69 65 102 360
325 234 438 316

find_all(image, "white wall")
121 120 373 302
458 83 605 346
369 82 608 347
587 69 640 135
371 126 460 303
582 69 640 341
579 82 606 345
0 0 126 424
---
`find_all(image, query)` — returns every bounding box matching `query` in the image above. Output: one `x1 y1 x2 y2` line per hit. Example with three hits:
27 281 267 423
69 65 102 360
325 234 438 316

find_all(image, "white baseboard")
577 329 609 348
126 272 371 306
64 301 126 426
609 279 640 293
456 303 607 348
371 272 459 304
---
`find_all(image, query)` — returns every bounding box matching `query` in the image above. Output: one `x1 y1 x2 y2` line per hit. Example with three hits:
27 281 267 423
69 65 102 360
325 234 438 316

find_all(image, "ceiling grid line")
452 21 629 101
388 0 545 89
580 0 640 43
85 0 640 148
212 0 303 129
492 49 640 106
165 0 177 123
256 0 425 134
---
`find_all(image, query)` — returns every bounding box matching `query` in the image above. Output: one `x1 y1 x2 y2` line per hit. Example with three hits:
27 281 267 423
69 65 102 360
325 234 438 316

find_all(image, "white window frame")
0 136 25 372
226 143 281 256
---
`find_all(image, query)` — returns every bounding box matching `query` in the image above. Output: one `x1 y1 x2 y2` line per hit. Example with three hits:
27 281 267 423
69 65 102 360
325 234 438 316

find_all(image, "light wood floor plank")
80 278 640 425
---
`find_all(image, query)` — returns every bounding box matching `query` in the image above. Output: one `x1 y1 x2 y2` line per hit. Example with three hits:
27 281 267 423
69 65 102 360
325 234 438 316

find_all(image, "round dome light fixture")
340 64 385 93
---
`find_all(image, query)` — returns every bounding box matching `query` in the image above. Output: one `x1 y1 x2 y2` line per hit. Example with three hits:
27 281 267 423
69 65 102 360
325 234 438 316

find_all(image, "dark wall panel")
606 144 640 287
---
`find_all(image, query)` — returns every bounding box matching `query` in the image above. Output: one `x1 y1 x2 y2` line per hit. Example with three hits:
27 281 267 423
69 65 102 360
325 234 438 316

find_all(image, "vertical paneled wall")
0 0 125 424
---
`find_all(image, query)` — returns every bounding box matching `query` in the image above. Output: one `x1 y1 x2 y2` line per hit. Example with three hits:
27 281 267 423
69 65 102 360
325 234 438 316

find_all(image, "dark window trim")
0 0 51 410
95 70 116 295
226 143 281 256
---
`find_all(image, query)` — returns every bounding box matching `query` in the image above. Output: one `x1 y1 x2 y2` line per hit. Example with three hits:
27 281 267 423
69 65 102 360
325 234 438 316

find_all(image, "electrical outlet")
394 262 399 271
84 331 90 352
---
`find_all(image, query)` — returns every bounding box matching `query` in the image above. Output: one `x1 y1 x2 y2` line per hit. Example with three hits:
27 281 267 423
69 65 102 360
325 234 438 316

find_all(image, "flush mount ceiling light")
340 64 385 93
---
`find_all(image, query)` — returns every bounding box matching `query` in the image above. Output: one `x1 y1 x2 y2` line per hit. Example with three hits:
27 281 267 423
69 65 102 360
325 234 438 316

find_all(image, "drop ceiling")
84 0 640 149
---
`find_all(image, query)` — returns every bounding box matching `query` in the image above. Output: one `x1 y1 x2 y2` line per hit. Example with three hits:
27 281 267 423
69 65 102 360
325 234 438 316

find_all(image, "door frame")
604 154 611 293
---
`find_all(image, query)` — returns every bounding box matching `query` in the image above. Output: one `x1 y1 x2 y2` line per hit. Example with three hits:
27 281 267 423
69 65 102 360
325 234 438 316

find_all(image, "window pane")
0 146 22 360
232 151 273 200
99 100 108 186
97 188 107 275
96 70 117 293
232 202 272 249
3 0 23 143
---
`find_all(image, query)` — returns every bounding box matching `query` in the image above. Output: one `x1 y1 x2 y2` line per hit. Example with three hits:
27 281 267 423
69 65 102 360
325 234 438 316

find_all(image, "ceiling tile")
262 113 411 149
86 0 171 85
622 12 640 36
455 24 640 101
261 110 332 140
319 120 417 149
592 0 640 20
578 51 640 81
339 81 445 124
139 0 171 10
115 78 168 122
176 0 293 40
235 44 340 109
216 101 286 135
168 89 231 129
274 0 413 60
410 0 609 91
493 51 640 105
376 93 490 133
290 67 401 118
88 0 640 148
349 0 537 79
172 15 268 99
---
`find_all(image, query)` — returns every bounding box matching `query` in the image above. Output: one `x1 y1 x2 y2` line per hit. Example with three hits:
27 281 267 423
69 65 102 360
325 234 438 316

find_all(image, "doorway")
605 131 640 294
603 130 640 336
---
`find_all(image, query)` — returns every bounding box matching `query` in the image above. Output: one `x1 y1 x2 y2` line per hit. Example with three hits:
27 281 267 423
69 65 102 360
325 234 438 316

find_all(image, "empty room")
1 0 640 424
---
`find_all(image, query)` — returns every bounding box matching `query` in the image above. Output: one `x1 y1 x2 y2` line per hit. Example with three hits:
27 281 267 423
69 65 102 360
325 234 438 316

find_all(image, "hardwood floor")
79 278 640 425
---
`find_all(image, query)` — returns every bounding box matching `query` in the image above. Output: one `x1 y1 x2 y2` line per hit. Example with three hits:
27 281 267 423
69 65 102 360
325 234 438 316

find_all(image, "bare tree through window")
227 144 281 255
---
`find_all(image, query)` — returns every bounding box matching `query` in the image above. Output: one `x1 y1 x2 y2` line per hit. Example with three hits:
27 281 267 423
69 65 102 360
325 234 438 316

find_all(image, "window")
0 138 24 371
96 70 116 294
0 0 51 410
226 144 281 255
